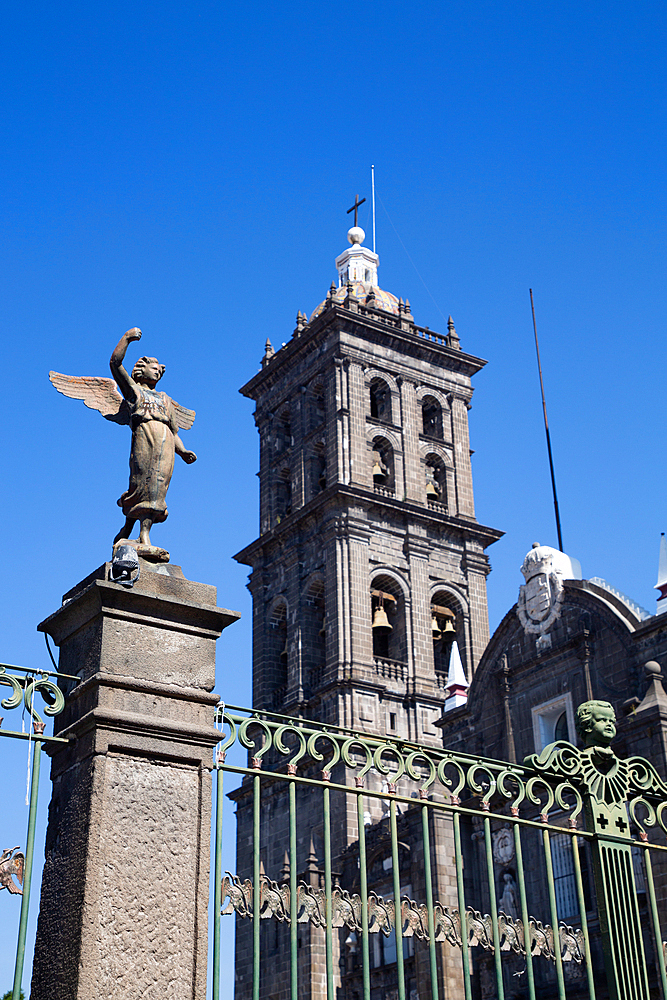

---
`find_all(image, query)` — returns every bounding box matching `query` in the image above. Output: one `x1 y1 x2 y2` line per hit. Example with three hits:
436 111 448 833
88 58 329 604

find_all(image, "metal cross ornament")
346 194 366 227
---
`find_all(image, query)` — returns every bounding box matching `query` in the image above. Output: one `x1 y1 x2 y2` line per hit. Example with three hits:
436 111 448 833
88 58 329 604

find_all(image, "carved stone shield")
492 825 515 866
523 571 552 623
517 545 566 635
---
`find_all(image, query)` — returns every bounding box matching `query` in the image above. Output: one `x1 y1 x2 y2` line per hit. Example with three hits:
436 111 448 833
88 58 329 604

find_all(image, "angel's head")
132 356 165 387
575 700 616 748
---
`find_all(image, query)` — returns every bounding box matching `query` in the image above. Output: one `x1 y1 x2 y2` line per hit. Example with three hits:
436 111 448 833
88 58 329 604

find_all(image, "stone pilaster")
332 357 349 486
449 393 476 518
31 561 239 1000
348 362 370 489
463 545 492 669
398 378 422 502
345 518 373 668
404 533 433 681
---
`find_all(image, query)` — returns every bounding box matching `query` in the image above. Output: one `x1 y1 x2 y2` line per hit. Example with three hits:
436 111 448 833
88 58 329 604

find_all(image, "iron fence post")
12 732 43 1000
213 754 224 1000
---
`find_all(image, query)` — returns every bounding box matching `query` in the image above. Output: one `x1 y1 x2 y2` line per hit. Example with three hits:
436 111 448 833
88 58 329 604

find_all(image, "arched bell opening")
371 576 406 664
371 437 395 492
422 395 443 439
425 453 447 505
431 591 461 678
369 377 392 423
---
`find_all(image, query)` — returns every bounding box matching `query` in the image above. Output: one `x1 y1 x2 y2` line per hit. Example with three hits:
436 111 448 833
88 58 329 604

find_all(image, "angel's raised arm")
110 328 143 401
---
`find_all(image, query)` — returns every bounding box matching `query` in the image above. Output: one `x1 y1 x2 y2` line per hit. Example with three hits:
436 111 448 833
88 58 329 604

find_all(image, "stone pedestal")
30 560 240 1000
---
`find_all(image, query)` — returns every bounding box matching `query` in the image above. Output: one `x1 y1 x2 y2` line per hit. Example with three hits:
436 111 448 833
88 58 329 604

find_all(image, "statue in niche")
49 328 196 561
498 873 519 919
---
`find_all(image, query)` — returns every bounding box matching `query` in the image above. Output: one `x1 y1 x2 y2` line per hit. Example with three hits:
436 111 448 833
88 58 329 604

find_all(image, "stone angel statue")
49 328 196 558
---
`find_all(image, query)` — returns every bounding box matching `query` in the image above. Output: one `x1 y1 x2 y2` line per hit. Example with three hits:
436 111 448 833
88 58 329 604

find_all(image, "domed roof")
309 281 400 323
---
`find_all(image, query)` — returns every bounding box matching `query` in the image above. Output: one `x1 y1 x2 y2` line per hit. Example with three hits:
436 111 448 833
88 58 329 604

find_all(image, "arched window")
372 437 394 493
267 600 288 703
309 381 325 430
310 442 326 497
425 454 447 505
275 468 292 521
371 576 406 664
555 711 569 743
422 396 443 439
370 378 392 423
275 407 291 453
431 592 461 677
304 579 326 695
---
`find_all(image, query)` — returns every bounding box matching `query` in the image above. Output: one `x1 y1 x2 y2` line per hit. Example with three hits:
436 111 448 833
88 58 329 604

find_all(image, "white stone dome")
520 542 582 582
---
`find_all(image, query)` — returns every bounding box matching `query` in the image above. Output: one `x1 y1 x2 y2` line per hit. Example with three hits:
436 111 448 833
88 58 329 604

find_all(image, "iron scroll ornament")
0 666 66 731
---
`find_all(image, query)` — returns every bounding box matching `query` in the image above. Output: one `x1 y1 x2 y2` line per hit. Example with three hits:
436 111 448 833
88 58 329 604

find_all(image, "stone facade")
233 232 502 999
438 573 667 997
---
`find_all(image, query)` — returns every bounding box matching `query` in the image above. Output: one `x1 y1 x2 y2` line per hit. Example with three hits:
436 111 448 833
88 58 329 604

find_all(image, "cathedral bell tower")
235 220 502 740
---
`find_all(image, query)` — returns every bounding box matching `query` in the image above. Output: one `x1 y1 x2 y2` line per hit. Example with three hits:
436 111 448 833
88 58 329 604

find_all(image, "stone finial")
261 339 275 368
293 311 308 338
347 225 365 245
444 641 469 712
343 279 358 311
655 534 667 614
447 315 461 350
636 660 667 713
404 299 412 316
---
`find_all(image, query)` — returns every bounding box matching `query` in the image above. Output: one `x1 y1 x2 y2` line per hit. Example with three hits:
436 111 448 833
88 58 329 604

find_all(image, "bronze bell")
372 459 386 483
431 613 442 639
442 618 456 636
426 479 440 497
372 605 392 631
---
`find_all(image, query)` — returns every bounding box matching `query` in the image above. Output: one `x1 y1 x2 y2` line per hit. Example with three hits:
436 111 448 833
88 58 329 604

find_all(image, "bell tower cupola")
335 224 379 287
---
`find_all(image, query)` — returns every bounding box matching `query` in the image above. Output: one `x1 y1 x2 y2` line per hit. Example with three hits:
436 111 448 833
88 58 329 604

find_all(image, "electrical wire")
376 193 449 326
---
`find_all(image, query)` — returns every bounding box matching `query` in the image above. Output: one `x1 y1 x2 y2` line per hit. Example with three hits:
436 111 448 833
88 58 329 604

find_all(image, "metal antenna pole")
530 289 564 552
371 165 376 253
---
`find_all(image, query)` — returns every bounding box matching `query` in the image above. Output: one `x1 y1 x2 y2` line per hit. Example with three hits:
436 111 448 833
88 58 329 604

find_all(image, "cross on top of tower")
346 194 366 228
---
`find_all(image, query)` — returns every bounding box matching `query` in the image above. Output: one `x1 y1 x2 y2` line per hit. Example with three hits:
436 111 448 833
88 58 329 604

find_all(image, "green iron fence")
3 675 667 1000
0 659 72 1000
212 701 667 1000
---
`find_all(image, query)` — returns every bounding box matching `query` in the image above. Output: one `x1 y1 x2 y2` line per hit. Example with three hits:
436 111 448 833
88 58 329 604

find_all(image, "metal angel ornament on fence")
0 847 24 895
49 328 196 562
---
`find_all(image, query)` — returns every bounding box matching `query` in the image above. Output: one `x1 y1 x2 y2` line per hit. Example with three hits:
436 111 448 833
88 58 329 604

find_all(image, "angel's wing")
48 372 130 425
170 397 196 431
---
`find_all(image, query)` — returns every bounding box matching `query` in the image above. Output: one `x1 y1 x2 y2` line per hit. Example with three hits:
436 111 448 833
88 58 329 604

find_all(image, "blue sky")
1 0 666 991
